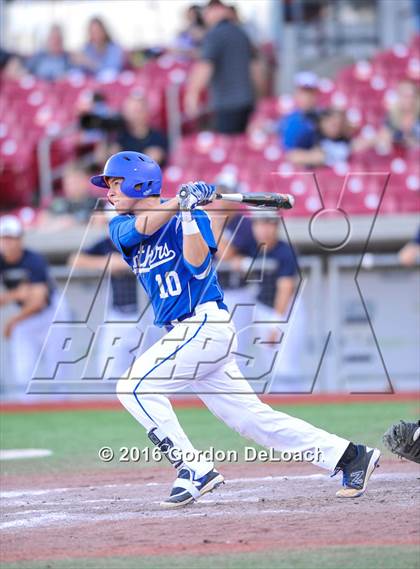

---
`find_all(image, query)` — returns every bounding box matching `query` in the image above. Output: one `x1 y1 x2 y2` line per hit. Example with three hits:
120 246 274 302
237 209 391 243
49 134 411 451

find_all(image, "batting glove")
177 181 216 211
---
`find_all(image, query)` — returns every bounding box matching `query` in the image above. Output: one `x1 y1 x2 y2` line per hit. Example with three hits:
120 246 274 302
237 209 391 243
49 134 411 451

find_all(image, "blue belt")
164 299 227 332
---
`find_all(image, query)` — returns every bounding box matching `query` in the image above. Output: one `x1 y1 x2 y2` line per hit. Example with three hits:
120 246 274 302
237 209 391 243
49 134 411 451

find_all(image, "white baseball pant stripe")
117 302 349 478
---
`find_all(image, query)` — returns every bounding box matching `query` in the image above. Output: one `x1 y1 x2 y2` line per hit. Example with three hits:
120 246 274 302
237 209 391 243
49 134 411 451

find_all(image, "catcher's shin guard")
148 427 183 468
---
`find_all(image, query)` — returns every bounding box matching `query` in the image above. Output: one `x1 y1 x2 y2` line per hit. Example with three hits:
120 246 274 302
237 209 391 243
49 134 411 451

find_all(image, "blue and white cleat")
160 467 225 509
335 445 381 498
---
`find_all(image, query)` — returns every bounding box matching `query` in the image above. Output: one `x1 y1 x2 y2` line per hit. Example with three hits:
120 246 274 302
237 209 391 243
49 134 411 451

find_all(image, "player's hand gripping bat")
178 185 295 210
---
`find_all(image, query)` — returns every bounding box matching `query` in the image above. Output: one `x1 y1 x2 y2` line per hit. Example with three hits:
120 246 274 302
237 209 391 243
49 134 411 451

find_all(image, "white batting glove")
177 181 216 211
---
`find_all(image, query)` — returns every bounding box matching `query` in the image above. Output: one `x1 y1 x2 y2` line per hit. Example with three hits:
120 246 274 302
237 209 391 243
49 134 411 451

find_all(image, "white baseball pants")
117 302 349 477
86 304 163 380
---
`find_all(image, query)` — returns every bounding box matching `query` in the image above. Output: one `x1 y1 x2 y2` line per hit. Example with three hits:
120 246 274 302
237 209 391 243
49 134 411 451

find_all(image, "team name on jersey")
132 242 176 274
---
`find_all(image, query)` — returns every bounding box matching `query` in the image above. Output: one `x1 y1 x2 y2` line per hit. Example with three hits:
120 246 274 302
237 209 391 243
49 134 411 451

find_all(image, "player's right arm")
109 198 180 255
134 197 179 236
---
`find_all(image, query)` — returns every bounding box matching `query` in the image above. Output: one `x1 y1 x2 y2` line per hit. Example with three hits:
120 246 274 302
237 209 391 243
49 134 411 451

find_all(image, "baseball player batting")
91 151 380 508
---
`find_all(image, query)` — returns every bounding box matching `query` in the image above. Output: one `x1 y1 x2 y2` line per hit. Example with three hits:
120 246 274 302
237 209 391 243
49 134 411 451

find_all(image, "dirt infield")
1 459 419 565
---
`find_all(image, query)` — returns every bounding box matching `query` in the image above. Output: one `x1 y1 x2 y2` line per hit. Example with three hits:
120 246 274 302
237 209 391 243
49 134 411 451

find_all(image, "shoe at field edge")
160 467 224 509
335 445 381 498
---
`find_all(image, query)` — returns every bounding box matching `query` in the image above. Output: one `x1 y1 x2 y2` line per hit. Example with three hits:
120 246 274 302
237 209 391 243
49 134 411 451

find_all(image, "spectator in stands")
226 3 261 46
0 48 26 79
37 161 98 230
185 0 256 134
173 4 206 59
287 108 352 167
26 25 70 81
72 17 124 78
111 90 168 167
279 71 320 151
0 216 69 394
377 80 420 152
399 227 420 266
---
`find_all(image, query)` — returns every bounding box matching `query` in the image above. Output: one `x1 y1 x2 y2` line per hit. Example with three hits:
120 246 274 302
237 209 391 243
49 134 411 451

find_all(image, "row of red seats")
0 58 193 208
162 133 419 217
250 36 420 136
1 40 419 210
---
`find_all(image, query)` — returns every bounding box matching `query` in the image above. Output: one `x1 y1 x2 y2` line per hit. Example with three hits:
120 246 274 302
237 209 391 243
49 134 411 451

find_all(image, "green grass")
2 546 420 569
1 400 418 476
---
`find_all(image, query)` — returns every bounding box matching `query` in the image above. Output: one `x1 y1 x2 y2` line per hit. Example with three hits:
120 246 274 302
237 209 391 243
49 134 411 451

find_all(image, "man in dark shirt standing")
185 0 255 134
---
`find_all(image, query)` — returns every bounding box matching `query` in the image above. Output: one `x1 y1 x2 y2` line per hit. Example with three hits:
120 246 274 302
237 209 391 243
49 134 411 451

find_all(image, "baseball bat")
179 186 295 210
214 192 295 210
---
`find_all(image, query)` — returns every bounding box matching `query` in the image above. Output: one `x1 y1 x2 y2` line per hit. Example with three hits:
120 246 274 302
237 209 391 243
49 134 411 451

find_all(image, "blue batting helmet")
90 151 162 198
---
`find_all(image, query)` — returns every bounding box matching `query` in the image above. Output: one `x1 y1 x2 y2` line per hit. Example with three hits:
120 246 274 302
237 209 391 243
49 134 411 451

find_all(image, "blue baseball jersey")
109 209 226 327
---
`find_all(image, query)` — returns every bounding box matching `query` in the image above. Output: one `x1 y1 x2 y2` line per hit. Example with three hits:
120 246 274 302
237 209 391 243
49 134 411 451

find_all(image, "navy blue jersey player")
91 151 380 508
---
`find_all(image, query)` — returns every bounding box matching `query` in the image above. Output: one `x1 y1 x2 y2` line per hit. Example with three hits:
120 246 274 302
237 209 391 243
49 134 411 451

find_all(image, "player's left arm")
178 182 217 277
182 209 216 278
183 223 211 268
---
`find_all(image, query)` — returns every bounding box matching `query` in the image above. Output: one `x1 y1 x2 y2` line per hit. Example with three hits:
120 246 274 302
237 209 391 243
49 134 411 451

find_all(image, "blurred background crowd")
0 0 419 399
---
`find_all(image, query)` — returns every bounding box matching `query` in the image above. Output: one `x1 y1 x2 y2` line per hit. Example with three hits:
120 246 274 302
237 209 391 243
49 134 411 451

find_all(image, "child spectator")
287 108 351 167
287 108 380 167
279 71 321 151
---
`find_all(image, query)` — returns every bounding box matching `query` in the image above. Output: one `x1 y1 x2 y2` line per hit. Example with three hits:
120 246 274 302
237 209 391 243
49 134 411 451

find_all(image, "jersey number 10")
155 271 182 298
